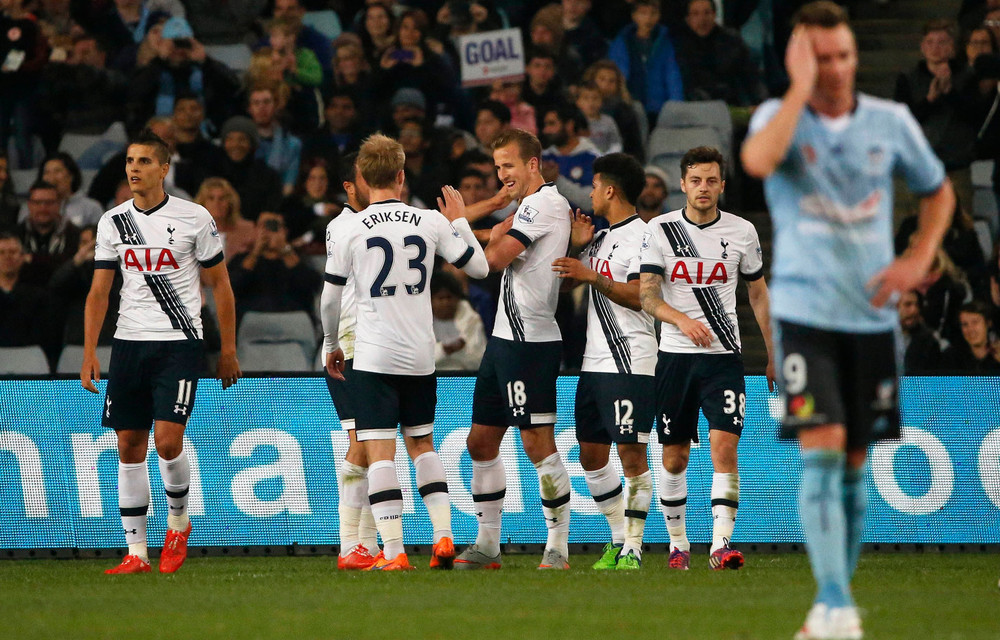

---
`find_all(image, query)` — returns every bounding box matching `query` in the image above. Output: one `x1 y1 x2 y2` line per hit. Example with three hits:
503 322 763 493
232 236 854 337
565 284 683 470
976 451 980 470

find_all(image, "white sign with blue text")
458 28 525 87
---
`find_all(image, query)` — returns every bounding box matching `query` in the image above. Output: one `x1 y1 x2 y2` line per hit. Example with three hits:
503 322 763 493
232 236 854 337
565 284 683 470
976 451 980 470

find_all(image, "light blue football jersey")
748 94 945 333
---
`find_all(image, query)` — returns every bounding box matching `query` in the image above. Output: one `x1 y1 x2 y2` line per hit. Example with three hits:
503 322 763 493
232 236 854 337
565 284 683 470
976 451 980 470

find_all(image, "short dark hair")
478 100 512 125
39 152 83 193
339 152 359 186
459 149 492 167
526 47 557 64
542 103 588 134
793 1 850 28
325 88 357 107
922 18 956 39
491 128 543 163
28 180 58 196
0 231 22 249
959 300 993 322
130 127 171 164
680 146 726 179
593 153 645 206
457 168 487 184
632 0 660 12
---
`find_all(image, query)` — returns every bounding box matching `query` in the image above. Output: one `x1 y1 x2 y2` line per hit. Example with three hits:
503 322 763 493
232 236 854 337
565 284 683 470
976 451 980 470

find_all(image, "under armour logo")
173 404 188 415
124 528 137 535
124 232 138 244
661 415 671 434
619 424 633 435
512 407 525 417
166 225 176 244
663 515 681 521
720 239 729 259
105 397 112 417
733 416 743 427
547 516 558 524
677 244 690 254
475 512 483 518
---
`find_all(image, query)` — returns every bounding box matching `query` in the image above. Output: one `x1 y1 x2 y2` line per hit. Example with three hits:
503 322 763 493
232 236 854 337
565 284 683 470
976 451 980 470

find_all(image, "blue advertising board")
1 377 998 549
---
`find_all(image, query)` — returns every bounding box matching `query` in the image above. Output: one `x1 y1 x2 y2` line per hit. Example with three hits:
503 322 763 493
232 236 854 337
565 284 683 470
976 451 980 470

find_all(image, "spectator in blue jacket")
608 0 684 122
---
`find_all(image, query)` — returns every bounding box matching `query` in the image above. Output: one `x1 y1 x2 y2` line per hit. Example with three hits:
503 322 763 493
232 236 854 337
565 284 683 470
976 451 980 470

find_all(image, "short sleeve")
507 195 561 248
195 212 225 268
324 218 354 285
740 223 764 281
622 227 646 281
94 214 118 269
639 226 666 277
747 98 781 135
893 104 945 196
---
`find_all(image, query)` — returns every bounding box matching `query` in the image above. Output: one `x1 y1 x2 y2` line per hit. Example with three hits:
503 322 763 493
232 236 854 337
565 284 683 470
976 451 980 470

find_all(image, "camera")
263 219 282 232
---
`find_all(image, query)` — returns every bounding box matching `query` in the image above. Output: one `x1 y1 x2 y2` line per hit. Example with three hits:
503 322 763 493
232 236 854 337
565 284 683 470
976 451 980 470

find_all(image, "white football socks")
711 472 739 553
660 466 689 552
584 462 624 545
535 452 571 558
338 460 368 554
158 451 190 533
471 455 505 556
119 460 150 561
623 470 652 558
367 460 405 560
414 451 451 543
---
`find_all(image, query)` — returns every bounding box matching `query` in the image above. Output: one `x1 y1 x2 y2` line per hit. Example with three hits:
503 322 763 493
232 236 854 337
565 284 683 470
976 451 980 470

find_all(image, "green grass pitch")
1 553 997 639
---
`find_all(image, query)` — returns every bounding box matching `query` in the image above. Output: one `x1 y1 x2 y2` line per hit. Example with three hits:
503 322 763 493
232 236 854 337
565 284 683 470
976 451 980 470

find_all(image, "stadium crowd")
1 0 999 375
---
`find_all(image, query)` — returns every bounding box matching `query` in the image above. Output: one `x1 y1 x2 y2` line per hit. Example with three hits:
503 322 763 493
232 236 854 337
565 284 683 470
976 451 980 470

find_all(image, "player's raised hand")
569 208 594 253
552 256 594 282
217 351 242 390
785 25 818 96
867 254 930 308
437 185 466 221
326 348 346 381
489 213 515 244
676 314 714 348
80 353 101 393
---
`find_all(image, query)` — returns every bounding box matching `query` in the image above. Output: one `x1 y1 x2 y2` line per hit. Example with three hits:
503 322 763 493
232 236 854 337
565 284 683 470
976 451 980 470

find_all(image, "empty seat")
56 345 113 374
205 44 253 73
303 10 342 39
649 126 726 179
971 160 994 188
655 100 733 170
58 133 104 161
0 346 50 374
238 310 317 364
973 188 998 235
10 169 36 197
237 343 310 372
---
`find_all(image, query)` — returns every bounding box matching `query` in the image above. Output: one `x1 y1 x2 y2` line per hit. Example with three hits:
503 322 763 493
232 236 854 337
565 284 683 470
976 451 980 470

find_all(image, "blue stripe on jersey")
199 251 224 269
507 228 532 248
452 246 474 269
591 286 632 374
145 274 198 340
502 266 525 341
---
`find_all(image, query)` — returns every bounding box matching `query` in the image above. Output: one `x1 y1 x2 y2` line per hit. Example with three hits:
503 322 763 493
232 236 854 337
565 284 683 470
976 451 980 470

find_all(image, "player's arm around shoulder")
437 185 489 279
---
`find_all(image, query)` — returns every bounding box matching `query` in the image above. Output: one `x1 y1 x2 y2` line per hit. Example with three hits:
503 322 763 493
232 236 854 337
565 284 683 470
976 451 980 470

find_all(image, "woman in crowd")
195 177 255 261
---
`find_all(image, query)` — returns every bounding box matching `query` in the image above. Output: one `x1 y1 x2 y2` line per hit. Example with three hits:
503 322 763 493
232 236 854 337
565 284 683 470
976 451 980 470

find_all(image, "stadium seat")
971 160 994 188
238 310 317 364
0 346 50 374
302 10 342 39
973 219 993 261
56 345 112 375
58 133 104 162
237 342 310 372
79 169 99 195
205 44 253 73
655 100 733 171
649 126 727 180
973 188 998 236
631 100 650 158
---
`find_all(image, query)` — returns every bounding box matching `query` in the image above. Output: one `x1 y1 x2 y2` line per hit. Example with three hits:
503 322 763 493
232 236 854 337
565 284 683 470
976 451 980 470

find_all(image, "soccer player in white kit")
455 129 574 570
639 146 776 572
323 153 381 570
551 152 658 570
81 128 242 574
322 134 489 571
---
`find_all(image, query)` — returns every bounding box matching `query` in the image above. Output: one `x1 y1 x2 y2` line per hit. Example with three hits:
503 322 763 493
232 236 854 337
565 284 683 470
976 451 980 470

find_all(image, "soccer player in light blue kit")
742 2 954 638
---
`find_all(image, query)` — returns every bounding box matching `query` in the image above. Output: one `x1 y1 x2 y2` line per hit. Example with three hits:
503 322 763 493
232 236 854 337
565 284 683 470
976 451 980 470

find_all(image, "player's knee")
661 449 689 474
618 445 649 475
404 433 434 457
578 445 609 471
466 427 502 461
520 430 557 464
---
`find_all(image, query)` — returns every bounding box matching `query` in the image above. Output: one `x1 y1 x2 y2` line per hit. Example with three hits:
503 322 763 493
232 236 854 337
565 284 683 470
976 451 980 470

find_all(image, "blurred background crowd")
1 0 999 375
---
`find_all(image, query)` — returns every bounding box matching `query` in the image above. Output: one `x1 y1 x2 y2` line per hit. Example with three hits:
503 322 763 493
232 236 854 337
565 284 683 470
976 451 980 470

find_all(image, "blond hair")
582 60 632 103
195 177 243 226
357 133 405 188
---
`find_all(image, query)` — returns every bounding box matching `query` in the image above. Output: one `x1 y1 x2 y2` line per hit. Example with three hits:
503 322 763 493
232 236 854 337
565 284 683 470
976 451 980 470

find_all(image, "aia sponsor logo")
122 248 180 272
670 260 728 285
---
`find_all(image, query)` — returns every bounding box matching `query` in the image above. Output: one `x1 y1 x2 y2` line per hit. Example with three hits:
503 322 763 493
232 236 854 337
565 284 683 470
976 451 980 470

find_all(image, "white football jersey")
580 215 657 375
324 205 359 360
326 199 481 375
494 183 571 343
94 196 223 341
640 208 764 354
